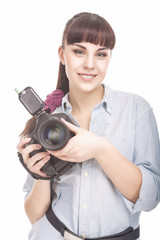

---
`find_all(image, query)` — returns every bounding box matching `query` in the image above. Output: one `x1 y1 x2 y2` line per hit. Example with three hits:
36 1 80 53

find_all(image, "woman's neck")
68 85 104 114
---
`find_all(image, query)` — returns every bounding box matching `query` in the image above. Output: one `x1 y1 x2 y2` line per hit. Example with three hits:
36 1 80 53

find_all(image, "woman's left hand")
47 118 101 162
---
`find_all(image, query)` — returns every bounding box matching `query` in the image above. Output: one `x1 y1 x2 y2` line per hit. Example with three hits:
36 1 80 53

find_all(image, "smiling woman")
16 12 160 240
57 12 116 95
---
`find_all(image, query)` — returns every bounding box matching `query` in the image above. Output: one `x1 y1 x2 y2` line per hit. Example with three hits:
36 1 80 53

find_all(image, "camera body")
18 87 76 179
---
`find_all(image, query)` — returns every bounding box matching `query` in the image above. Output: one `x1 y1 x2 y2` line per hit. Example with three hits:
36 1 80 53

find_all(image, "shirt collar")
102 84 112 114
61 84 112 115
62 94 72 113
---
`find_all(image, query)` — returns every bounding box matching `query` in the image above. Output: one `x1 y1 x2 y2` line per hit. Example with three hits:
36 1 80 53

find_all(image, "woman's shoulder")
105 85 152 117
108 85 150 104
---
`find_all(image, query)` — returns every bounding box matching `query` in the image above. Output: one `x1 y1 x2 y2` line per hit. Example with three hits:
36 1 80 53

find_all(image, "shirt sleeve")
23 173 35 198
123 106 160 213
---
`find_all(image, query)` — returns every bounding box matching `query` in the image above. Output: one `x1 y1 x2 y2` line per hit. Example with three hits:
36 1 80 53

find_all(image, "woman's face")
58 41 111 93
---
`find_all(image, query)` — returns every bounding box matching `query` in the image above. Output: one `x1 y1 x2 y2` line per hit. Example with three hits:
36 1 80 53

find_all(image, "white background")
0 0 160 239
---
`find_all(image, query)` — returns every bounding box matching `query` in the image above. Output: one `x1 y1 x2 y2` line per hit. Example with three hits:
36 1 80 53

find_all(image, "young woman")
17 12 160 240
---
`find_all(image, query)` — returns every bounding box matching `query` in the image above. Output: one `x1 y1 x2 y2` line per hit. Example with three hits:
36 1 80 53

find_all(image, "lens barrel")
37 118 71 150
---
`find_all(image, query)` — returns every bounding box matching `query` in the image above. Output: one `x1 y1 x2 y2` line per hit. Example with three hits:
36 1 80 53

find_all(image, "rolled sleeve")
123 108 160 213
23 173 35 198
123 165 160 213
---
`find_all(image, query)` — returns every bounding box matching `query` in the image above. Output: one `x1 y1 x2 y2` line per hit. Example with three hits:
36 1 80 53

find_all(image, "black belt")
46 206 140 240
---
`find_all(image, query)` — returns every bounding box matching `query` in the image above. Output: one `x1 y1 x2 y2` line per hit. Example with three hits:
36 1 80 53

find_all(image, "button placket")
84 171 88 177
78 161 92 236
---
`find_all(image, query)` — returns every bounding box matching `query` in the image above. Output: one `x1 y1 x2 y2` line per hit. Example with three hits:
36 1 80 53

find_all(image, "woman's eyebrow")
72 43 86 49
72 43 108 52
97 47 108 51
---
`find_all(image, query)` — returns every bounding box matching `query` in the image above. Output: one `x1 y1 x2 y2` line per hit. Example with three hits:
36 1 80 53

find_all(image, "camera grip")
24 140 57 176
22 140 69 179
17 151 51 180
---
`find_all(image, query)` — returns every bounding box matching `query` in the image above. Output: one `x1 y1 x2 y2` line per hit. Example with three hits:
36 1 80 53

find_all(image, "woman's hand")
17 138 50 178
48 118 102 162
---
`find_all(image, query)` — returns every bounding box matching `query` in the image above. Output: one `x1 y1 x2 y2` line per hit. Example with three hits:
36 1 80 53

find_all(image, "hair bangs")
63 13 115 49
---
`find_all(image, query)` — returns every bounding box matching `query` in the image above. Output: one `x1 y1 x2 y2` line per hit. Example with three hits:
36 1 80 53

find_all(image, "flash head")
18 87 44 116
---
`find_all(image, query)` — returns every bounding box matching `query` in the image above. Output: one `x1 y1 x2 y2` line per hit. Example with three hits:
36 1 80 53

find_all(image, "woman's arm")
48 119 142 203
95 138 142 203
24 180 51 224
17 138 51 224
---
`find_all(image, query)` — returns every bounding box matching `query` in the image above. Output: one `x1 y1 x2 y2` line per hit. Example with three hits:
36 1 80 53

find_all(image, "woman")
17 12 160 240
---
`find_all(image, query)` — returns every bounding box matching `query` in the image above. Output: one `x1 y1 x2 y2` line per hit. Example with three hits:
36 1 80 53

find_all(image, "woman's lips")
78 73 97 81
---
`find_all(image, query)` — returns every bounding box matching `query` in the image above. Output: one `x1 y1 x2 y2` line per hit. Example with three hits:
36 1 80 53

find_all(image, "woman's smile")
78 73 97 81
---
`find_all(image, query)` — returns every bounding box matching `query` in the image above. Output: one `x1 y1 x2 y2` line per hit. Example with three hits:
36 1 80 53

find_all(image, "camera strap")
46 206 140 240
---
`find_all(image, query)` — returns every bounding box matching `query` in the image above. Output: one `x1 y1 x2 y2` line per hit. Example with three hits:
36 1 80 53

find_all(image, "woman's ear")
58 46 65 65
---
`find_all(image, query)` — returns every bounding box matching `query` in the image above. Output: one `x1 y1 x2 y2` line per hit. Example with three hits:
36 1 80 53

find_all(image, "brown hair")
56 12 116 95
20 12 116 137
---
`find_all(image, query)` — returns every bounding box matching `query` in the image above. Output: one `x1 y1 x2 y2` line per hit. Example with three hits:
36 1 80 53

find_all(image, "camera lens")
38 118 70 150
43 124 65 145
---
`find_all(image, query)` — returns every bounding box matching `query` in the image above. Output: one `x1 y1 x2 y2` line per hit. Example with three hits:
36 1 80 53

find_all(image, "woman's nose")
84 55 95 69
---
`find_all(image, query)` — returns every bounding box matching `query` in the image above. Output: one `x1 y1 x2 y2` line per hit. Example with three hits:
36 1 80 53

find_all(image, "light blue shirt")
23 84 160 240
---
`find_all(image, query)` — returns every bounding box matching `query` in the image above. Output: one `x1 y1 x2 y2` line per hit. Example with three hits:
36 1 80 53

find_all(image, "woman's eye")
97 52 107 58
73 49 84 55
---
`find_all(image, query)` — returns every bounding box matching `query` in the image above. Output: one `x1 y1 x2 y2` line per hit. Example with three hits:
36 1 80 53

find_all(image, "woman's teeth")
80 74 95 80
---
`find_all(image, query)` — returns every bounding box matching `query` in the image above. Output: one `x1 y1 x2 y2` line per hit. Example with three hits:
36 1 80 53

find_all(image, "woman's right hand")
17 138 50 178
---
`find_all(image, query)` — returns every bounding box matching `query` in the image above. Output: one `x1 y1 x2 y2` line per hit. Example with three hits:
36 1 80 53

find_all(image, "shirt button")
82 233 86 238
83 203 87 208
84 171 88 176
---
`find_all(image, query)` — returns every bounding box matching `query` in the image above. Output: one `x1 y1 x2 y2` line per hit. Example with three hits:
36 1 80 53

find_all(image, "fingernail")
26 138 31 142
36 144 42 149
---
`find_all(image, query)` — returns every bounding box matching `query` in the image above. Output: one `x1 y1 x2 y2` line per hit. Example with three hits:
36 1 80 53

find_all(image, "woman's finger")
61 118 80 133
17 137 31 152
25 152 50 167
31 155 51 171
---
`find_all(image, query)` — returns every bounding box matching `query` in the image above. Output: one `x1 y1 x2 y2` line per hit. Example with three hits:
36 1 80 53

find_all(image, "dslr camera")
18 86 76 180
